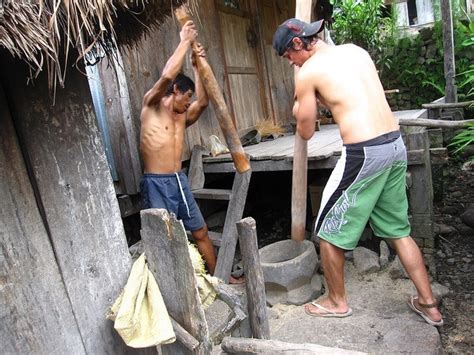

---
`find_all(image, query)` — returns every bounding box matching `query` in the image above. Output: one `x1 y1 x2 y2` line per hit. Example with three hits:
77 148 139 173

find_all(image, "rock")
437 223 456 236
460 208 474 228
388 256 409 279
431 282 451 299
462 160 474 171
462 257 471 263
451 191 463 198
353 247 380 274
345 251 354 261
379 241 390 267
457 224 474 236
446 258 455 265
436 250 446 258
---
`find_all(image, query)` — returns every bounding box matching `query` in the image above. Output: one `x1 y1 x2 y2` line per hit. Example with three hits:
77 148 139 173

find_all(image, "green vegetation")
448 122 474 160
329 0 474 109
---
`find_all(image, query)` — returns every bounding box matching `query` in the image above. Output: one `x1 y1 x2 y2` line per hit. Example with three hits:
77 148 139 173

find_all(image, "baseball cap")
273 18 324 56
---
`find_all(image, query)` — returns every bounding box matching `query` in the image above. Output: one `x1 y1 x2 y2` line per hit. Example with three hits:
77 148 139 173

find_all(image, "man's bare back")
288 40 398 143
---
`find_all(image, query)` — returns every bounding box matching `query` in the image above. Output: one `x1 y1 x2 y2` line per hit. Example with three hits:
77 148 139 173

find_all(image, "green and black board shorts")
315 130 411 250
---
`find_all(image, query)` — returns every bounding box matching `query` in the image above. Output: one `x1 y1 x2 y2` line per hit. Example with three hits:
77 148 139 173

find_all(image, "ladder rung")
192 188 232 201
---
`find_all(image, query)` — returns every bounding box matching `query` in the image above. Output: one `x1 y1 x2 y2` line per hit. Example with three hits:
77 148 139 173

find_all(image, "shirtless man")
139 21 217 276
273 18 443 326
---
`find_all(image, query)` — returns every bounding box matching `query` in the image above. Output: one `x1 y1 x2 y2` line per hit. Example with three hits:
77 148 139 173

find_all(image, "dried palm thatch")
0 0 197 92
255 118 285 138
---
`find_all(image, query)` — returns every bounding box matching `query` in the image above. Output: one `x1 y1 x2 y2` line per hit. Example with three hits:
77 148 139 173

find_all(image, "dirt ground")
433 159 474 354
243 158 474 354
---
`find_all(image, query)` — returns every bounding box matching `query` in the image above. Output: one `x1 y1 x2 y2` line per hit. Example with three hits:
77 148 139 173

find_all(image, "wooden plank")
204 155 341 173
236 217 270 339
192 188 232 200
5 58 133 353
98 56 141 195
215 170 252 282
140 209 212 355
0 85 85 354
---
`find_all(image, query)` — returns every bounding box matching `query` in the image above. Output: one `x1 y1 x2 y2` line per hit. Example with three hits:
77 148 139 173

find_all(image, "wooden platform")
202 110 426 174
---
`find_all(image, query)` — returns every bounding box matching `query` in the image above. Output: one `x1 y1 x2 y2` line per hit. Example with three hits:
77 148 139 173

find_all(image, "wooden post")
440 0 457 103
174 6 250 173
236 217 270 340
215 170 252 283
405 129 435 272
291 0 314 241
140 209 212 355
188 145 207 191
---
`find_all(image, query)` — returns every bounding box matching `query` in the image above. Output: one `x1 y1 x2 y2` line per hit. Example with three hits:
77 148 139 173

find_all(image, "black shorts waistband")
344 130 401 151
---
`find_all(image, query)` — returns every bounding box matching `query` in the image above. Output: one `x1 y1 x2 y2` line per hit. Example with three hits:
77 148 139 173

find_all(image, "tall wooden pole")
174 6 250 173
291 0 314 241
440 0 457 103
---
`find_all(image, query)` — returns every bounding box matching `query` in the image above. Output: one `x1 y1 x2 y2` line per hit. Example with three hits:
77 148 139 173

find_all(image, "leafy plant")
448 122 474 159
329 0 397 70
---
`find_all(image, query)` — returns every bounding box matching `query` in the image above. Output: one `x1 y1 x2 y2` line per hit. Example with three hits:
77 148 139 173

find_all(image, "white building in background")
390 0 472 27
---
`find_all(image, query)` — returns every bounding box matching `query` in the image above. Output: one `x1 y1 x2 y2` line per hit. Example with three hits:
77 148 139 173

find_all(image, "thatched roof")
0 0 196 90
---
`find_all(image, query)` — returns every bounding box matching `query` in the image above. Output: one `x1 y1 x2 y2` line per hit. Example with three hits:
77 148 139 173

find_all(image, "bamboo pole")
174 6 250 173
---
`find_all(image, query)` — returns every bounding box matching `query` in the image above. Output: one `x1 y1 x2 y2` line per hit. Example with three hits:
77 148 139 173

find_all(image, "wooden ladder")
188 145 252 283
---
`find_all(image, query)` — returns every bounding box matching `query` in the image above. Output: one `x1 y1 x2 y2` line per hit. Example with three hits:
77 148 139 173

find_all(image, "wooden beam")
220 337 366 354
398 117 474 128
170 318 200 351
174 6 250 173
215 170 252 282
236 217 270 340
140 209 212 354
422 100 473 109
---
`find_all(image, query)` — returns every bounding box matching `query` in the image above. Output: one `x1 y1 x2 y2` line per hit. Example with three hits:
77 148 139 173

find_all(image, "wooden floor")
202 110 426 173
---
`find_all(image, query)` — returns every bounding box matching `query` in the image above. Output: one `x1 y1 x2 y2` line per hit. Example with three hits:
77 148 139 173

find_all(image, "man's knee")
191 225 209 241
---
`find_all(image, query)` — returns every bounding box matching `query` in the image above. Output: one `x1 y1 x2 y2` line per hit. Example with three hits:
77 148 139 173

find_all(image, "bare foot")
229 275 245 284
304 297 350 316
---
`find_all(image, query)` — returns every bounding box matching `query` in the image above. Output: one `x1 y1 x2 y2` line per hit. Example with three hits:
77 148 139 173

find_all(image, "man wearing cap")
272 19 443 326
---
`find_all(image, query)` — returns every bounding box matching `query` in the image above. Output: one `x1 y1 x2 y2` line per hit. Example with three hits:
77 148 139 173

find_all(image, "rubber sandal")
304 301 353 318
407 295 444 327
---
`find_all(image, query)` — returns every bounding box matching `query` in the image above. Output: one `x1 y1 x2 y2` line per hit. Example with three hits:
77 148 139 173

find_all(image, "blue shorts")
140 172 205 232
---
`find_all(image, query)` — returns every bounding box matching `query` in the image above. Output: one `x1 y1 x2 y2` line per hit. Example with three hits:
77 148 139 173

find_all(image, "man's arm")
293 72 318 140
186 43 209 127
142 21 197 108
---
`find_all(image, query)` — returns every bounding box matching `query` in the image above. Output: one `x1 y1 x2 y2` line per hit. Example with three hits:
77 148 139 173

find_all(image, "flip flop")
407 295 444 327
304 301 353 318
